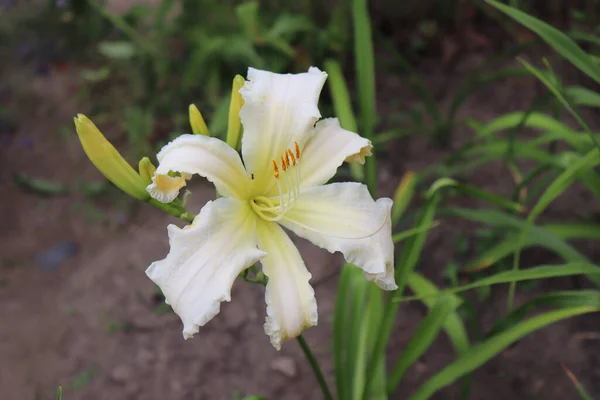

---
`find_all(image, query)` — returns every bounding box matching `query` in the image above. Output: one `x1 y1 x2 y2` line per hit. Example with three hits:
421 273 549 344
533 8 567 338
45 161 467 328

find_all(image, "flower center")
251 142 301 222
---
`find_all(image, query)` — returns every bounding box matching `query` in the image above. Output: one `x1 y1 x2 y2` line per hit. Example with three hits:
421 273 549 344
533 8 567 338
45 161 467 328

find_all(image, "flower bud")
226 75 246 150
138 156 156 185
74 114 149 201
189 104 210 136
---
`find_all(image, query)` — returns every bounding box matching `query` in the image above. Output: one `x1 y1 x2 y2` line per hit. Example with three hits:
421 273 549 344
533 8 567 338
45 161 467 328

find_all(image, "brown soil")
1 17 599 400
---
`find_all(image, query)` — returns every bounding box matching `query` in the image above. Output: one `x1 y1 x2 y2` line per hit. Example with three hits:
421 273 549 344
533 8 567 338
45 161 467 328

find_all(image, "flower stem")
296 335 333 400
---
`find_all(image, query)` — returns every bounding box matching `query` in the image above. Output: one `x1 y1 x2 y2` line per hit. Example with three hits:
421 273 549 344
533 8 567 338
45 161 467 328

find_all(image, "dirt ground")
1 13 600 400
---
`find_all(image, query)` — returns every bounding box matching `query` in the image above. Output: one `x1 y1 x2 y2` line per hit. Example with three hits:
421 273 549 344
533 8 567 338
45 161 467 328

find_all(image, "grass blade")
486 0 600 85
334 264 353 400
352 0 377 194
408 273 471 398
387 293 457 394
486 291 600 338
408 307 599 400
363 190 441 399
562 364 594 400
392 171 417 224
399 263 600 302
324 59 363 181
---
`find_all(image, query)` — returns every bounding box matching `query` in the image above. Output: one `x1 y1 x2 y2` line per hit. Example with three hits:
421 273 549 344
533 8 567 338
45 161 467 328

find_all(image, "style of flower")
147 67 397 350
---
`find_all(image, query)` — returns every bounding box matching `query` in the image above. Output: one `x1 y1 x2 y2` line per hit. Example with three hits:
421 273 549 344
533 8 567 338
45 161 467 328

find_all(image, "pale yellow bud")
74 114 149 201
189 104 210 136
138 157 157 185
226 75 246 150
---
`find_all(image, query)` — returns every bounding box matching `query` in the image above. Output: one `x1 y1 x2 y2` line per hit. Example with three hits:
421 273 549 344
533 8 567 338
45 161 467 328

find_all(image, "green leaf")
486 0 600 85
334 265 352 400
400 263 600 302
364 189 441 399
391 171 417 224
98 41 136 60
352 0 377 194
236 1 261 41
352 0 375 137
408 307 599 400
448 209 590 271
566 86 600 108
13 174 67 196
324 59 358 132
267 14 314 40
528 149 600 221
408 273 471 398
518 59 598 148
56 385 63 400
334 265 385 400
324 59 363 181
387 293 457 394
486 291 600 338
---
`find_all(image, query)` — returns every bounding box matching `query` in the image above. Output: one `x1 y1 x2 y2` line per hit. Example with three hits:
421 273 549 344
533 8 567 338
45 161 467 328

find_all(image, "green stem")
148 198 195 223
296 335 334 400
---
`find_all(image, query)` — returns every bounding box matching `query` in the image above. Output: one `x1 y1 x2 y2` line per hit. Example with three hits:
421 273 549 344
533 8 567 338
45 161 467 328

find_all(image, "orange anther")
281 155 288 171
287 148 297 166
294 141 300 159
272 160 279 178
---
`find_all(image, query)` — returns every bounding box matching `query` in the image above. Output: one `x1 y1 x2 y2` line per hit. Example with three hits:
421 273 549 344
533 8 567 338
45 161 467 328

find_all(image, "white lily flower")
147 67 397 350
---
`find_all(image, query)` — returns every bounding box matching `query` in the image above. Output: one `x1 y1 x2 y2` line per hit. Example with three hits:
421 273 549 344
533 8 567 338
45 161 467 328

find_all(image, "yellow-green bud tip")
188 104 210 136
226 75 246 150
138 157 157 185
74 113 149 201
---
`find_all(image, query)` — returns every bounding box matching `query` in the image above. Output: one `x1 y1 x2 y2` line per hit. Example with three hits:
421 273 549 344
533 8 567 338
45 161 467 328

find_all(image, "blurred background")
1 0 600 399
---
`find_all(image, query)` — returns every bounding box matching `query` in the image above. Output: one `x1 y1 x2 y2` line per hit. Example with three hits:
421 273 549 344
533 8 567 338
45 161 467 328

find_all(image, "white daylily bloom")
147 67 397 350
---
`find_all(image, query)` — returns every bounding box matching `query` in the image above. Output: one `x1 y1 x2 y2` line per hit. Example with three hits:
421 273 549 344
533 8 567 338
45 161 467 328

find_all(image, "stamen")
253 145 304 222
276 178 285 213
287 149 297 166
285 151 292 168
272 160 279 179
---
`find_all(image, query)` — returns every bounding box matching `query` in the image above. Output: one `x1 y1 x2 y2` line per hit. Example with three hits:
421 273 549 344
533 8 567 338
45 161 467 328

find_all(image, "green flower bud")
189 104 210 136
74 114 149 201
138 156 157 185
226 75 246 150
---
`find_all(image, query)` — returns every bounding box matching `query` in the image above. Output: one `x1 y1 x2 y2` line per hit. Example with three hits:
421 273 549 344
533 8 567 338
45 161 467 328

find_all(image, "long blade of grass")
387 293 457 394
566 86 600 108
518 59 599 149
446 208 590 270
324 59 364 181
334 264 353 400
486 291 600 338
363 189 441 399
352 0 377 194
510 148 600 308
408 306 599 400
392 171 417 224
562 364 594 400
486 0 600 85
407 273 471 398
399 263 600 302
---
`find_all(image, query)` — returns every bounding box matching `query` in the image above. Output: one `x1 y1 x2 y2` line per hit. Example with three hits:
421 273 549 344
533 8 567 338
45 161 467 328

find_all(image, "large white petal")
239 67 327 193
280 182 397 290
146 197 266 339
256 220 318 350
147 134 251 202
300 118 372 188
